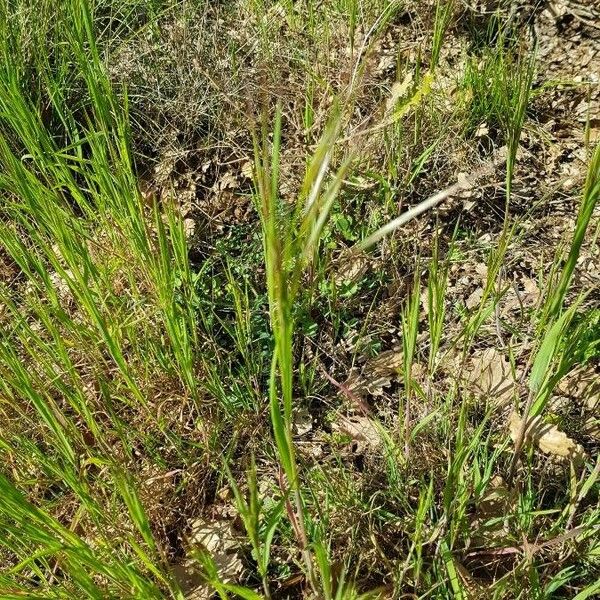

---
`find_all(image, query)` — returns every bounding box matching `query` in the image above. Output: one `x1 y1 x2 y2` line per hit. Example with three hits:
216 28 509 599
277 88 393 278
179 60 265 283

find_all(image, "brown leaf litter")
557 364 600 411
556 364 600 442
470 475 516 549
509 411 585 462
344 348 404 398
332 414 384 454
172 517 244 600
441 347 520 408
465 349 519 408
332 249 371 286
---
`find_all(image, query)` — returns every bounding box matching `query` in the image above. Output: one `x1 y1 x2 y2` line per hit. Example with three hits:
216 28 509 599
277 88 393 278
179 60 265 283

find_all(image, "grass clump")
1 0 599 599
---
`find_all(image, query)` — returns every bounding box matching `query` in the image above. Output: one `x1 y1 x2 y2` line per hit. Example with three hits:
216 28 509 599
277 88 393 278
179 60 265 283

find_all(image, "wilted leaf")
509 412 585 462
333 250 370 286
332 414 383 453
293 407 313 436
465 348 517 407
172 518 244 600
345 349 403 397
385 71 414 113
557 365 600 410
465 287 483 309
502 276 541 312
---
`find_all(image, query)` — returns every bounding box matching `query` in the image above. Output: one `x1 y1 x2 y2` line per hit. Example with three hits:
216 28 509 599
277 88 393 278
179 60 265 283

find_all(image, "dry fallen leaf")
502 276 541 312
214 171 238 192
49 270 74 306
183 218 196 239
583 417 600 441
172 518 244 600
345 349 403 398
385 71 414 113
509 412 585 462
240 159 253 180
474 262 488 281
455 561 482 596
522 277 541 302
332 414 383 453
189 518 243 579
537 426 585 459
333 250 370 286
465 348 517 407
466 287 483 309
471 476 513 547
475 122 489 138
293 407 313 436
557 365 600 410
477 476 513 520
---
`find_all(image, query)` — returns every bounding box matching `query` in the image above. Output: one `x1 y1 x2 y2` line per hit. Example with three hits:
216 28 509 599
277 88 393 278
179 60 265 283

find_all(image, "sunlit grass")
0 0 598 598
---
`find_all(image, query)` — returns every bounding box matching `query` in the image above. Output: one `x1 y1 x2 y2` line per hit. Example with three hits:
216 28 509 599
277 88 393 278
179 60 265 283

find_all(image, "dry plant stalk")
357 146 508 251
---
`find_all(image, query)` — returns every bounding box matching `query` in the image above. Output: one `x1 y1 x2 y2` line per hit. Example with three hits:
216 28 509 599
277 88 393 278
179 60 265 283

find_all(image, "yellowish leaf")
509 412 585 462
465 348 517 407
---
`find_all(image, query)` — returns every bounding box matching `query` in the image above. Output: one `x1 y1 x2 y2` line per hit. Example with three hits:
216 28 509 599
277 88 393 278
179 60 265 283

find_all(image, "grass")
0 0 599 598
